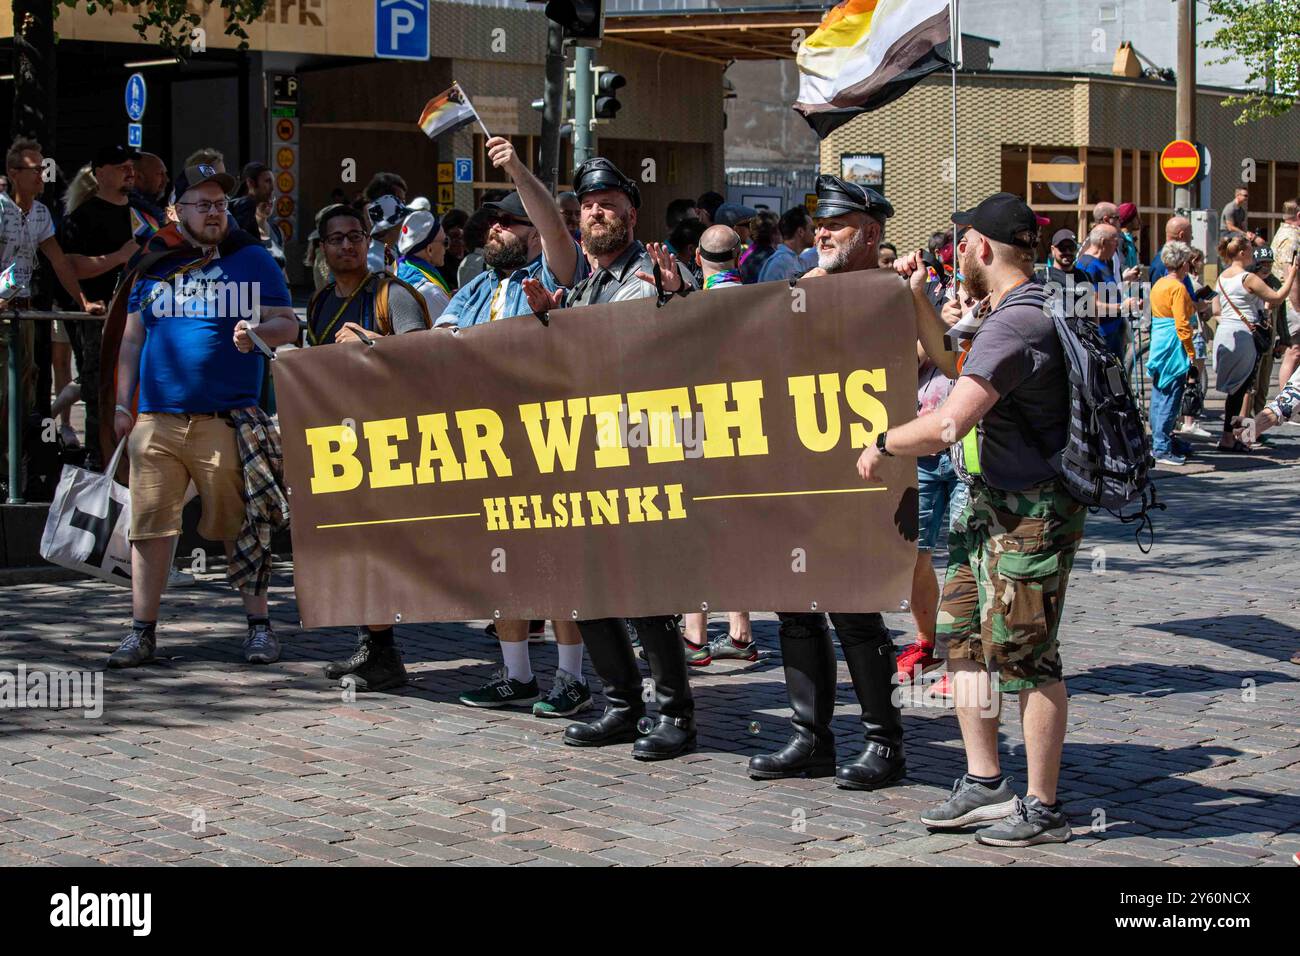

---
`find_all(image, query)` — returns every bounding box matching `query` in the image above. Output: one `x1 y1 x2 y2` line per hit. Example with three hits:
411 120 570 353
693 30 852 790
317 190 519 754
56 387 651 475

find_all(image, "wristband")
114 404 135 419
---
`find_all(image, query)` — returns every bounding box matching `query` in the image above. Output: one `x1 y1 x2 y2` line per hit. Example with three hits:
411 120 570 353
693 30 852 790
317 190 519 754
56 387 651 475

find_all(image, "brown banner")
275 269 919 628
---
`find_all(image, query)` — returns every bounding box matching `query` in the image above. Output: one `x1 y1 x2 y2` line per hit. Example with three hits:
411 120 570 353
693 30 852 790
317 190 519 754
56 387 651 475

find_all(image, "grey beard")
818 228 865 274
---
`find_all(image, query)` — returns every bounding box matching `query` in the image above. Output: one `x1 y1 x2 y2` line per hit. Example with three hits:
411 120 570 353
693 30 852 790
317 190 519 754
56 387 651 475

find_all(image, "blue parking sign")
375 0 429 61
454 158 473 184
127 123 143 149
125 73 147 122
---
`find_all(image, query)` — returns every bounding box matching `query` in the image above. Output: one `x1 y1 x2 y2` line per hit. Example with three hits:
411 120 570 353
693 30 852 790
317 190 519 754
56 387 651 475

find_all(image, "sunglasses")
496 215 533 229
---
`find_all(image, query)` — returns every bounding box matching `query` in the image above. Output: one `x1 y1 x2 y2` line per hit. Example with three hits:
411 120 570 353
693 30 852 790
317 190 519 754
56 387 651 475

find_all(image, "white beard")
818 228 865 273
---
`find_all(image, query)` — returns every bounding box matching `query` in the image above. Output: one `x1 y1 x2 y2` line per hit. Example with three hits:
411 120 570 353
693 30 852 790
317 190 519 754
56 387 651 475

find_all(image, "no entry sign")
1160 140 1201 186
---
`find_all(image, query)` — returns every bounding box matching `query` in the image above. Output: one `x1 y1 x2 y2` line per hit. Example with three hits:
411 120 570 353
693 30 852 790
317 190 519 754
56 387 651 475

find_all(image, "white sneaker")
1177 424 1213 439
168 568 196 587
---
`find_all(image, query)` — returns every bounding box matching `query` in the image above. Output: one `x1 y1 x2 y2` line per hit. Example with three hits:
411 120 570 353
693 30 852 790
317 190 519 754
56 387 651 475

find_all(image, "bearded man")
746 174 910 790
435 136 584 328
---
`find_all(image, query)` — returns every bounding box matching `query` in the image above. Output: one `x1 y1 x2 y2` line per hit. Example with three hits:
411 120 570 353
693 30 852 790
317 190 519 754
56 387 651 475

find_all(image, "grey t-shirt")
959 282 1068 491
310 278 428 343
1221 199 1247 232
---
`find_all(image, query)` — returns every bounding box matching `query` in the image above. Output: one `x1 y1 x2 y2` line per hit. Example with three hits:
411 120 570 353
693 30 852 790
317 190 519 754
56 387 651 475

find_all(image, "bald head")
697 224 741 275
1165 216 1191 243
135 151 167 201
1093 201 1118 224
1084 223 1120 257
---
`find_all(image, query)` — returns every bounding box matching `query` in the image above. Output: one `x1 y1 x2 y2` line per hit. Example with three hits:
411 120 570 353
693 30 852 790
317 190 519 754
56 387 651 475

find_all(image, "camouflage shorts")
935 479 1086 692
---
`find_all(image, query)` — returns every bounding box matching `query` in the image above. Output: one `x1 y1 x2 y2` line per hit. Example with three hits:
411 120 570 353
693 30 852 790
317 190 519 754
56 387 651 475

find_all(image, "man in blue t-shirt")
1075 223 1139 357
107 164 300 671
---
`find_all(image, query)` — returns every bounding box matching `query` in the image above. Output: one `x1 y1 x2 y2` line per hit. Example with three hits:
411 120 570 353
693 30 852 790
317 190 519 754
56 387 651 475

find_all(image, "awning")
604 6 824 63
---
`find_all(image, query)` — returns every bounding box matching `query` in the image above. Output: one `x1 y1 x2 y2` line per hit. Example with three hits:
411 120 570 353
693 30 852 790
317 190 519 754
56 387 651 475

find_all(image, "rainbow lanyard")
400 257 450 295
704 270 742 290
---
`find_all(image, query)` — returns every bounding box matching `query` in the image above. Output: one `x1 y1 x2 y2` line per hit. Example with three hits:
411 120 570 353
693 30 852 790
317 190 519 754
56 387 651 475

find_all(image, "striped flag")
794 0 953 138
418 83 478 141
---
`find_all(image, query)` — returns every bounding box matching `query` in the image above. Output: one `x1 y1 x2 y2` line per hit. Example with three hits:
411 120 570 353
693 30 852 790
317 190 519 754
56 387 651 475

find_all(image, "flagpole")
950 0 961 215
456 80 494 140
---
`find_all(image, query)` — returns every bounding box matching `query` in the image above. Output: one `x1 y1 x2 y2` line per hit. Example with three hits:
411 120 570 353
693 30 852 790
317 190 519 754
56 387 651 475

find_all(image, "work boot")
749 614 836 779
565 617 644 746
328 628 407 691
836 614 906 790
630 615 696 760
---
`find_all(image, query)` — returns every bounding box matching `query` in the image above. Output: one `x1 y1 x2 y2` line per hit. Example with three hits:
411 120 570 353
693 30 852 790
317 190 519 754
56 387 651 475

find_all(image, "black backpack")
1041 289 1163 550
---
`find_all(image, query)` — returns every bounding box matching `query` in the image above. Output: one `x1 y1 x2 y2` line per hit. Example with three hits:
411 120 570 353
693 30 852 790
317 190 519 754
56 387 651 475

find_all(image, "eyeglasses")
178 199 230 214
322 230 369 247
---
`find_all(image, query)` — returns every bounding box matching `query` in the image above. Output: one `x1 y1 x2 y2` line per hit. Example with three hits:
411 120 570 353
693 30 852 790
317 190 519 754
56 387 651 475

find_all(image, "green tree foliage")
55 0 270 53
1205 0 1300 124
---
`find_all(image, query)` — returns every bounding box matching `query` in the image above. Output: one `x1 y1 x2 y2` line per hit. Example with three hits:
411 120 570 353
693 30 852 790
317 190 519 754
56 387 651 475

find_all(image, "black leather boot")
327 628 408 691
630 615 696 760
324 627 375 679
565 618 644 747
749 614 836 779
835 613 906 790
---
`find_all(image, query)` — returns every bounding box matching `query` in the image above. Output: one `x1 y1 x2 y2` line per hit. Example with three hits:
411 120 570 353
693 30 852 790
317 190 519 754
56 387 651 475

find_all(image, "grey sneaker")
244 623 280 664
532 669 593 718
108 628 156 669
920 774 1018 829
977 795 1072 847
167 567 196 588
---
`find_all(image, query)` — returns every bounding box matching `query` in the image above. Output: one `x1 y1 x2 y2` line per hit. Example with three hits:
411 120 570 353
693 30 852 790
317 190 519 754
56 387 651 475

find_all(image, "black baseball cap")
481 191 533 225
813 174 894 221
951 193 1040 248
92 144 141 169
173 162 236 199
574 158 641 209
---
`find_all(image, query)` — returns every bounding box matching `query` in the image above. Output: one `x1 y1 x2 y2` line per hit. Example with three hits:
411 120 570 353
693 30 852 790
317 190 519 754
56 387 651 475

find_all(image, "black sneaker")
108 627 156 669
976 795 1072 847
459 668 540 708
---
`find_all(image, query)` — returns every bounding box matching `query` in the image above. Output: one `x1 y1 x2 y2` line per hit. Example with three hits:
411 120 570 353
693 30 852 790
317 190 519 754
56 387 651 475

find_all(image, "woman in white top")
1213 234 1296 451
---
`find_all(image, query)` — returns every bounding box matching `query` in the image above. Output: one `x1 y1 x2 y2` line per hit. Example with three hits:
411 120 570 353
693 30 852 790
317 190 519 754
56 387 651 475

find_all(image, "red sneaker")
896 640 940 682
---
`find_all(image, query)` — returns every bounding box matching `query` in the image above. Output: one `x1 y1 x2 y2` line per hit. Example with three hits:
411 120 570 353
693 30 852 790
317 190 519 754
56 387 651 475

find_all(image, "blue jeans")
1150 376 1186 456
917 452 959 551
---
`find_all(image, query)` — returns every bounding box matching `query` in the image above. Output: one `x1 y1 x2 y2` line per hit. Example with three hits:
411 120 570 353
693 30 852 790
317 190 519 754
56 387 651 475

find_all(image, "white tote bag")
39 439 134 585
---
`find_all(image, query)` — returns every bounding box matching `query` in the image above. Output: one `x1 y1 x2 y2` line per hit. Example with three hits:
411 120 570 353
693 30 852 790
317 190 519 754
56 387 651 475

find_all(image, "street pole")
538 20 566 193
574 45 594 165
1175 0 1196 212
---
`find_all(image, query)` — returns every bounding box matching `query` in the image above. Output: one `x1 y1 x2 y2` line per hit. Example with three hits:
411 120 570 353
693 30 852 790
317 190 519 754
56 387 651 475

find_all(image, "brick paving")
1 423 1297 867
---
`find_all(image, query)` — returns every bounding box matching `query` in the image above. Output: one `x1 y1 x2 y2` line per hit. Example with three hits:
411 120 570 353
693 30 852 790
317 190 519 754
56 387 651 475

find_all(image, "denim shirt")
439 239 587 329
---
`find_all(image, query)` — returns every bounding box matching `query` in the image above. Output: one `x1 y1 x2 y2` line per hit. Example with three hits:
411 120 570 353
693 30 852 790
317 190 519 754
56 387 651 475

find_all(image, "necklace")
310 275 374 346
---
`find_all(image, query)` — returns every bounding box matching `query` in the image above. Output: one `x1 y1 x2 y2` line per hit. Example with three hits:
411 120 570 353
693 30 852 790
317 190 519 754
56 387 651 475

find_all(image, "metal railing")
2 309 101 505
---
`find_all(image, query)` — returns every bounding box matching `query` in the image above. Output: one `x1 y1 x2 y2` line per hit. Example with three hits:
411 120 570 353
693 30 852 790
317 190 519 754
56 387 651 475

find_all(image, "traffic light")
593 67 625 122
542 0 603 44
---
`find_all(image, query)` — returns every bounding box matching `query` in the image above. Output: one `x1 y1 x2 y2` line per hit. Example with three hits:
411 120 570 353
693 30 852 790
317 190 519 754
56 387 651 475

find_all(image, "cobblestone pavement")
1 422 1297 868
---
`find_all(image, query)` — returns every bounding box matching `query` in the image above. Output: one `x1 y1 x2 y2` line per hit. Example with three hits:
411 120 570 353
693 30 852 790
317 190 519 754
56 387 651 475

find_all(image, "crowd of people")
4 132 1299 851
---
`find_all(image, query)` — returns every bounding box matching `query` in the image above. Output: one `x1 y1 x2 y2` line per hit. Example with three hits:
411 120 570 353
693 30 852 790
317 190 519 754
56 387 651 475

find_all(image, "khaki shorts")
128 412 245 541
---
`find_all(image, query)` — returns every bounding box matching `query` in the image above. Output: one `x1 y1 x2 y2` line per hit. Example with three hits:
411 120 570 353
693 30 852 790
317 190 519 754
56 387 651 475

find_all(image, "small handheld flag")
418 82 491 141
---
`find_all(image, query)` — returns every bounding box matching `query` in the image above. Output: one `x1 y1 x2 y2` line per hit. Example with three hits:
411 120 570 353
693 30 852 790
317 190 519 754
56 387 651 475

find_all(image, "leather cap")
813 174 894 221
574 157 641 209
